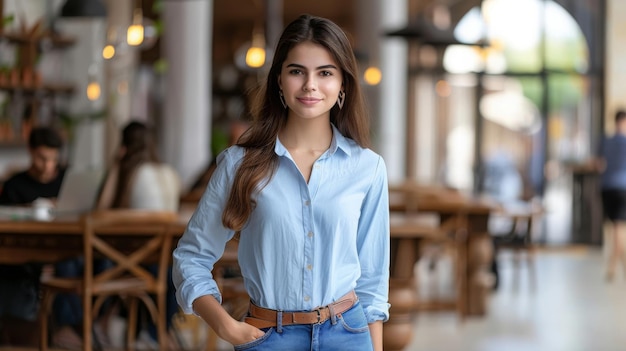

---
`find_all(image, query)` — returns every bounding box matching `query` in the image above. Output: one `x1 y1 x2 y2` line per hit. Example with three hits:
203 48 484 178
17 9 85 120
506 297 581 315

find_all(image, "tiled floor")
407 246 626 351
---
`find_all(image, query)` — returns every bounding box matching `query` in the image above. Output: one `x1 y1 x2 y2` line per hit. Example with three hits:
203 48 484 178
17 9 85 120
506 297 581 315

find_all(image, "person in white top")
96 120 181 346
97 120 180 211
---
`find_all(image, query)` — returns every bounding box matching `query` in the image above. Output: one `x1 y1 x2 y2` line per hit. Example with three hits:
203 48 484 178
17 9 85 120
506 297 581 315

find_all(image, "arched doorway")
410 0 605 244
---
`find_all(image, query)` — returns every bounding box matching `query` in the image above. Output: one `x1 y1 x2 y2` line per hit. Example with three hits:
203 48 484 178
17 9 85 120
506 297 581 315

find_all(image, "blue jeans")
233 302 373 351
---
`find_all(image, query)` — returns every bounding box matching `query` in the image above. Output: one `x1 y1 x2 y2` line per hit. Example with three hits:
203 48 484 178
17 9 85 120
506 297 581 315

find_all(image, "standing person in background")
173 14 389 351
599 110 626 282
96 120 181 347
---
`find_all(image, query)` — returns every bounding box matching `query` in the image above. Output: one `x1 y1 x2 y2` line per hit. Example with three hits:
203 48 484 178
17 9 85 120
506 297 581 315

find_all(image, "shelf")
0 83 75 95
0 32 76 49
0 21 77 148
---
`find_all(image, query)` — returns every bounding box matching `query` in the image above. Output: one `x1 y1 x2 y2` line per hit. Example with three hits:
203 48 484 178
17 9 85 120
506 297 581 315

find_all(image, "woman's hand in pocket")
222 320 265 346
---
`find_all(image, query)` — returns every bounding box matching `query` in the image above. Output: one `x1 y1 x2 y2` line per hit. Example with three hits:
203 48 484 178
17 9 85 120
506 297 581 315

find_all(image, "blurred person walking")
598 110 626 281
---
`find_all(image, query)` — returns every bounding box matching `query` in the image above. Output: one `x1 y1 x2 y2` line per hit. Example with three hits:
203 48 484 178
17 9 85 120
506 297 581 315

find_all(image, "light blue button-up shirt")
173 126 390 323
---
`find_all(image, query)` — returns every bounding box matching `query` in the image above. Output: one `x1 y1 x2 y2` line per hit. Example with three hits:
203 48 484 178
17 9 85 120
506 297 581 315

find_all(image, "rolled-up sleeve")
172 148 238 314
355 155 390 323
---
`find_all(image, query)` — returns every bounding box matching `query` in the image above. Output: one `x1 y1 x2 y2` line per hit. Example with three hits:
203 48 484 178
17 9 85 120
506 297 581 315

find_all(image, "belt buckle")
313 307 323 324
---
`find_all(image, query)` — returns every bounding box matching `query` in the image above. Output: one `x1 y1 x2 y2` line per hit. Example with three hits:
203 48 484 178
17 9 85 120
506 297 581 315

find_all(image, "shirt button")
307 231 313 238
307 264 313 270
314 164 321 169
304 296 310 302
304 200 310 206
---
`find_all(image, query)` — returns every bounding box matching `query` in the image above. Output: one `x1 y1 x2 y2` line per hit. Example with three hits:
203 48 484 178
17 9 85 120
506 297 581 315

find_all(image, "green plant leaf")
2 14 15 26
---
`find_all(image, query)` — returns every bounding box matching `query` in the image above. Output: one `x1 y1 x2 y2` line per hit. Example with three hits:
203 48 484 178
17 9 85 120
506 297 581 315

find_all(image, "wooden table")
0 208 244 351
0 211 191 265
384 183 499 350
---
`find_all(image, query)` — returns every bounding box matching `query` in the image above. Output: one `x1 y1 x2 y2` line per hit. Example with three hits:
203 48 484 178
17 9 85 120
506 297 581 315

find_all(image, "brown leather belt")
244 291 358 329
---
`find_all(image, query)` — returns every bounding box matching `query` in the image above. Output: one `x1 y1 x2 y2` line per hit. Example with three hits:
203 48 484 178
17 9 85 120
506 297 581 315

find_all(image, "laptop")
52 167 105 215
0 168 105 220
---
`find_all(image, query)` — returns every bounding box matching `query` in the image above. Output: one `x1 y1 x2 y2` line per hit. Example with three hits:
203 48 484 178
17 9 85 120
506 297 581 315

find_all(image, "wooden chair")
39 209 178 351
416 213 468 318
491 201 544 290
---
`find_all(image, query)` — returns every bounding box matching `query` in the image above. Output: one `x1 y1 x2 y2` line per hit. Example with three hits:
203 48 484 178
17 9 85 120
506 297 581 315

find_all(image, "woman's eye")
289 69 302 75
320 71 332 76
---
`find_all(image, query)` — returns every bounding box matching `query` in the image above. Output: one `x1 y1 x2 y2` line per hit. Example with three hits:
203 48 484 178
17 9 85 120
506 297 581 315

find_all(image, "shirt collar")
274 123 352 157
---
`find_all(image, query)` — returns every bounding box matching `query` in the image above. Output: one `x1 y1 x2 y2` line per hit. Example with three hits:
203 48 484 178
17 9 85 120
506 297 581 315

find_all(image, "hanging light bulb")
102 44 115 59
364 66 382 85
102 27 120 59
86 64 101 101
86 80 101 101
127 7 144 46
245 29 266 68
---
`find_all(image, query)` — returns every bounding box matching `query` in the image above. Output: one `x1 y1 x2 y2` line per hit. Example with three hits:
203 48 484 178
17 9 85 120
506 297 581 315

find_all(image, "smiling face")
278 41 343 121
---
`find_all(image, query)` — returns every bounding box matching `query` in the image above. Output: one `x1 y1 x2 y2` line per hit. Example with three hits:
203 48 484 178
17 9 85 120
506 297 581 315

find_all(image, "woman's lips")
297 97 321 105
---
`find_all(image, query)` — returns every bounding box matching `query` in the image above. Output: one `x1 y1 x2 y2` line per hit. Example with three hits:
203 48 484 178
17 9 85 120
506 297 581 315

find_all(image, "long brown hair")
222 14 370 231
112 121 159 208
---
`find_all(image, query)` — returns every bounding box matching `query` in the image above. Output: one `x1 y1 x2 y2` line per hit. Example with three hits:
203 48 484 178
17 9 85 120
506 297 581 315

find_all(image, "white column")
54 18 107 170
162 0 212 191
103 0 136 164
415 76 436 182
379 0 408 183
606 0 626 133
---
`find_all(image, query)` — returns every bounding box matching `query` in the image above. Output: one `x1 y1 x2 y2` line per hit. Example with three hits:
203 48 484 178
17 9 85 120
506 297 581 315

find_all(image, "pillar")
379 0 408 183
102 0 136 165
162 0 212 190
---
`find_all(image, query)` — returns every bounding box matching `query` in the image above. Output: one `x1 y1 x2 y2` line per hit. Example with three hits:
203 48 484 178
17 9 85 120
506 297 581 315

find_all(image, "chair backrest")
82 209 178 294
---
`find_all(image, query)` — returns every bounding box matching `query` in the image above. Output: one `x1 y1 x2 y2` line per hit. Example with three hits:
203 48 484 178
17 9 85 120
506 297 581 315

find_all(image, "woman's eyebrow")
286 63 339 70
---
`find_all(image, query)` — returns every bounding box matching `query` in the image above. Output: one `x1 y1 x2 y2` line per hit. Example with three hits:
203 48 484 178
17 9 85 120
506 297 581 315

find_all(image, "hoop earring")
279 90 287 109
337 90 345 110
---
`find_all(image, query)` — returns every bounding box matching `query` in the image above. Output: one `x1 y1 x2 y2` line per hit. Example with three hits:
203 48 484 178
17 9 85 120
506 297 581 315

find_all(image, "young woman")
173 14 390 351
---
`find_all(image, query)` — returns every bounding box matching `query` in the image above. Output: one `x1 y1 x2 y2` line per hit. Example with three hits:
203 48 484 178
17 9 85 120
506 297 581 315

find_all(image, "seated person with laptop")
0 126 105 348
0 127 67 345
0 126 66 205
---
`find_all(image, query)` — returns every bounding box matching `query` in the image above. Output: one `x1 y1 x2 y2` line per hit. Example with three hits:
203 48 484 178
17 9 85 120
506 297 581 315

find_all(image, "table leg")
384 238 420 351
466 216 494 316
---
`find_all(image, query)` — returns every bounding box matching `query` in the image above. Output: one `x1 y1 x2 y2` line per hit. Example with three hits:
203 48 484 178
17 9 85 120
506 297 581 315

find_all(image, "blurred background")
0 0 615 245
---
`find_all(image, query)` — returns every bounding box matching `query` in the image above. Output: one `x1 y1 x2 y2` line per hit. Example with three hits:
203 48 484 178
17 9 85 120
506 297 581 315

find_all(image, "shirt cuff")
176 280 222 315
363 302 391 323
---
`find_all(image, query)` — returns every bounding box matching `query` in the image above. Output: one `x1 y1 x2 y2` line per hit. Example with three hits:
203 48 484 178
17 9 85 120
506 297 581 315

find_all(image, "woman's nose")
303 75 317 91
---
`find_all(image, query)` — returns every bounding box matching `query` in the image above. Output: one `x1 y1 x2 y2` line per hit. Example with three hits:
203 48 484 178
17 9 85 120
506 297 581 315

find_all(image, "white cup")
32 198 53 221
